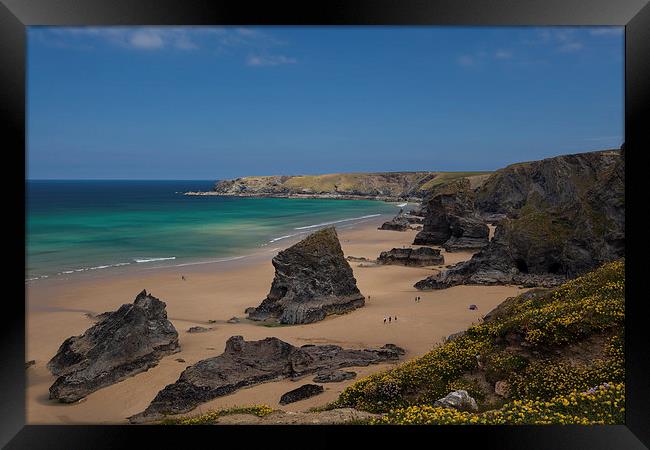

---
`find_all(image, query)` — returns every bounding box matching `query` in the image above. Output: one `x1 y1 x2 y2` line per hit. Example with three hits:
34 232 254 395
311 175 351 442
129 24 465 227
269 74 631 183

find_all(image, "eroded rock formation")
413 178 489 251
47 290 179 403
130 336 405 421
279 384 324 405
416 149 624 289
377 247 444 267
247 227 365 324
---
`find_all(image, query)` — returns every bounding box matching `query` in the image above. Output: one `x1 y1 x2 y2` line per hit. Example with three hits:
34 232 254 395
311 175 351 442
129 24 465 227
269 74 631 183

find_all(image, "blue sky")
27 26 624 180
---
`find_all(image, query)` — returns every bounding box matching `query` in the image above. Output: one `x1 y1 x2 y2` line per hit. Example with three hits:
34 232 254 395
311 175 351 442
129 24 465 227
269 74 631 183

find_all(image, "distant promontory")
184 171 491 201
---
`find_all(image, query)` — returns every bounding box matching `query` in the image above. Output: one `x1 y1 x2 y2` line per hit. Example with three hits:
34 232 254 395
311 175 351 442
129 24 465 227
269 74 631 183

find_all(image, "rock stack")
247 227 366 324
47 290 179 403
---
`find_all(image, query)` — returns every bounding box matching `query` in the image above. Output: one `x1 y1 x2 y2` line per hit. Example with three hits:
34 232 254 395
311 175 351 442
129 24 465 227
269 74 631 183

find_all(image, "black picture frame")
2 0 648 448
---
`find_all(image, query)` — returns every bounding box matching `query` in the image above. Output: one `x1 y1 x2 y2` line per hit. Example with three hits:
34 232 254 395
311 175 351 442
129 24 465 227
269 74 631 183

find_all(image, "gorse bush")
373 383 624 425
160 405 274 425
336 260 625 424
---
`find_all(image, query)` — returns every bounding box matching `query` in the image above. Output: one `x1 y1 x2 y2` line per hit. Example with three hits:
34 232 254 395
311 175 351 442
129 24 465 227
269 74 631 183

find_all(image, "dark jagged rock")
247 227 365 324
227 317 240 324
47 290 179 403
130 336 404 422
187 326 210 333
414 178 489 251
279 384 324 405
26 360 36 369
403 214 424 224
313 370 357 383
377 247 444 267
378 215 410 231
416 149 625 290
346 256 369 262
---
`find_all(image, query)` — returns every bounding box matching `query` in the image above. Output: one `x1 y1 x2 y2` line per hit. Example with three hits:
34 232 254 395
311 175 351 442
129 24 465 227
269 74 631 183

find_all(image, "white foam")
396 202 408 207
134 257 176 263
293 214 381 230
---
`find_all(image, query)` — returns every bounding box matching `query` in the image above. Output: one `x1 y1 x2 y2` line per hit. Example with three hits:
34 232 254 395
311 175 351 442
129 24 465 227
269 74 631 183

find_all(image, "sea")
26 180 401 282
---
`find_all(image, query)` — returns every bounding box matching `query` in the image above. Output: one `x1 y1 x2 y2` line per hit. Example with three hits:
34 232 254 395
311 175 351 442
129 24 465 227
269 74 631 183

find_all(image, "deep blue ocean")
26 180 399 281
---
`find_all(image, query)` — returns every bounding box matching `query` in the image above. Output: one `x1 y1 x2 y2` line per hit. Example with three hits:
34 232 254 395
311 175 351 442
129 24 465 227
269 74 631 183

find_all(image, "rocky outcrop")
313 370 357 383
433 390 478 412
413 178 489 251
377 247 444 267
378 215 410 231
279 384 324 405
47 290 179 403
416 149 625 290
130 336 405 421
247 227 365 324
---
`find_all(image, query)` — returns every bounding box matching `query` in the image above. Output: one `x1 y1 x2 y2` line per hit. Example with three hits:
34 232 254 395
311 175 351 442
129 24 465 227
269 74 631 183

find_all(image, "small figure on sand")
384 317 387 324
181 275 185 281
388 317 392 323
394 316 398 322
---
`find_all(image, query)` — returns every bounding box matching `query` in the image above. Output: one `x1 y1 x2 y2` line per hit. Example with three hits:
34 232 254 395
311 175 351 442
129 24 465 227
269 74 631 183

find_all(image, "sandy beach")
26 217 523 424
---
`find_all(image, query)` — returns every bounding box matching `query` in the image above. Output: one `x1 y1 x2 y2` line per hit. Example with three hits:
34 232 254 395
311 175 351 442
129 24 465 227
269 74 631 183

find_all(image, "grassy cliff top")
214 171 492 198
335 259 625 424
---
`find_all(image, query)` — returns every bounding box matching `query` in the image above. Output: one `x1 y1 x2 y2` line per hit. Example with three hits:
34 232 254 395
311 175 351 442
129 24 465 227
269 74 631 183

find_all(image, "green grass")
160 405 275 425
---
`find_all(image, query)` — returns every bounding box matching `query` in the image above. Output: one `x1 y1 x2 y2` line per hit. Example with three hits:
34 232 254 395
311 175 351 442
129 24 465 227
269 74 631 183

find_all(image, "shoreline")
184 191 423 202
25 210 404 285
26 218 523 424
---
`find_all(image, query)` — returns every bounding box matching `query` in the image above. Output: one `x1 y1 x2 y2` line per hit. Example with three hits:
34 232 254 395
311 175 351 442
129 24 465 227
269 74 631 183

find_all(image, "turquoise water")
26 180 398 281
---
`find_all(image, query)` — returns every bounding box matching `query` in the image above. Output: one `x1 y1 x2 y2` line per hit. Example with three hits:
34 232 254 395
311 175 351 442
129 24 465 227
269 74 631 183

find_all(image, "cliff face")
415 149 624 289
247 227 366 324
205 171 491 200
413 178 489 251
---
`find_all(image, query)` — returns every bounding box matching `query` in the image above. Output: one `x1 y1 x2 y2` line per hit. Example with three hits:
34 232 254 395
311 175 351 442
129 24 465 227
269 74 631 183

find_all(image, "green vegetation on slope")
160 405 274 425
335 260 625 424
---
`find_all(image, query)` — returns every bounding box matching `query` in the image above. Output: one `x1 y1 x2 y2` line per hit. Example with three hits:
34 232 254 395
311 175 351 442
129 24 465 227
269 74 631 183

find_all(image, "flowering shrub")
337 260 625 425
373 383 624 425
161 405 274 425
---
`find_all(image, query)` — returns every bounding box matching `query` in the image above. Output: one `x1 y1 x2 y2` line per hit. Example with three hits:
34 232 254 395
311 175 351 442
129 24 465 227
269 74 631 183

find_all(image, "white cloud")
247 55 297 67
590 27 624 36
33 26 287 54
559 42 584 52
495 49 513 59
457 55 475 67
129 30 165 49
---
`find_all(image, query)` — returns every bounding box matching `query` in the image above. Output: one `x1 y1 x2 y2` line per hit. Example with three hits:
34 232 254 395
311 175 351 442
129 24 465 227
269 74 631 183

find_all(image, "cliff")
415 148 624 289
186 171 491 201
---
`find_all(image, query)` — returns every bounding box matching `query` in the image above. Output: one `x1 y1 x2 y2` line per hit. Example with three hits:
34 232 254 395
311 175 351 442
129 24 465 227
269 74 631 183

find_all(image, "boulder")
313 370 357 383
495 380 511 398
247 227 365 324
377 247 444 267
47 290 179 403
433 390 478 412
25 360 36 369
226 317 240 324
378 215 410 231
187 326 210 333
130 336 404 422
279 384 324 405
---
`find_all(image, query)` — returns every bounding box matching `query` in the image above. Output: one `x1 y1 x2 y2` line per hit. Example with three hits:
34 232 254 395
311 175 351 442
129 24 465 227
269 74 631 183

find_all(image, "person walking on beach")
394 316 398 322
384 317 387 324
388 316 392 323
181 275 185 281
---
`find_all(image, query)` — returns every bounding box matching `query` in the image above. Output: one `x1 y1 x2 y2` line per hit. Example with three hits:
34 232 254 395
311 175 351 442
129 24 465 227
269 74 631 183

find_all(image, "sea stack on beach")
47 290 179 403
247 227 366 324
